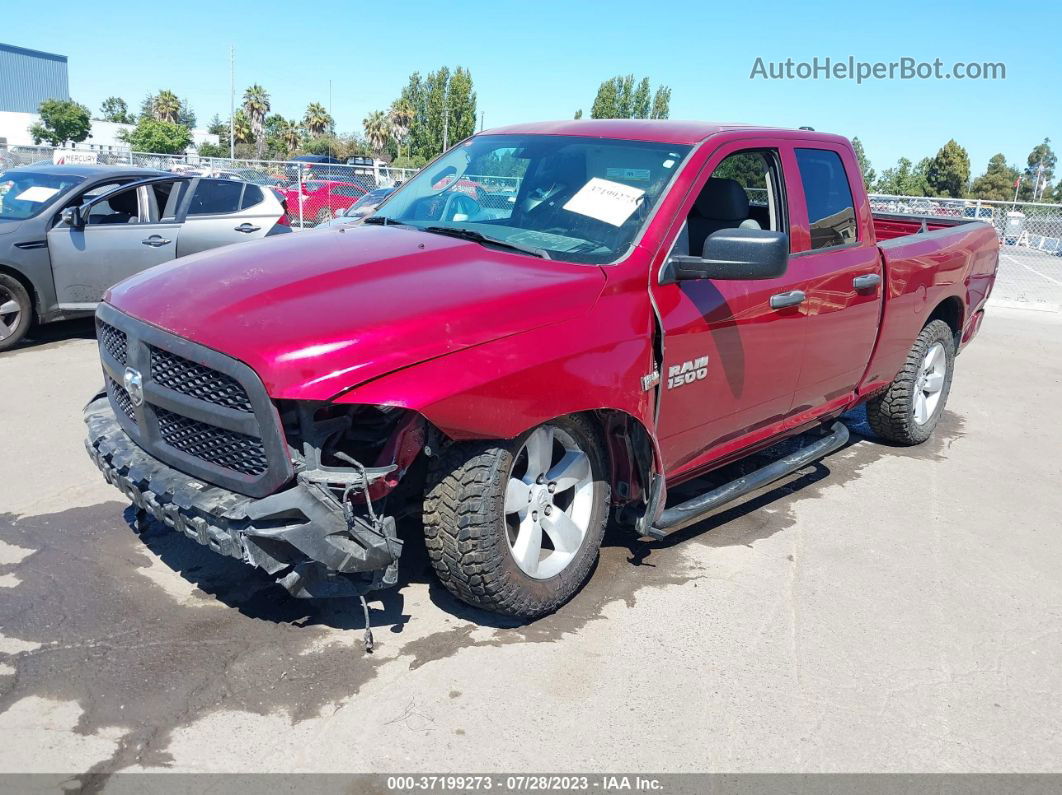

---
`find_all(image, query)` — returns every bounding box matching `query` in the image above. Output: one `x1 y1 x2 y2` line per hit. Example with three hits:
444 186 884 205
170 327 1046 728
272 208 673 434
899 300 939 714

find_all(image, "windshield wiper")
362 215 402 226
422 226 550 259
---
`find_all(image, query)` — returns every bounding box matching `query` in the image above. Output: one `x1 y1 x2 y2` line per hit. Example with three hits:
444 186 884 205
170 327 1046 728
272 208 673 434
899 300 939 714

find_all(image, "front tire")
0 274 32 352
867 319 956 445
422 416 609 619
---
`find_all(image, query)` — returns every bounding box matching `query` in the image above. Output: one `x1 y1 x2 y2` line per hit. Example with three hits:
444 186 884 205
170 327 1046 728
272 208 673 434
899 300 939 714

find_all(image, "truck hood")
107 225 607 401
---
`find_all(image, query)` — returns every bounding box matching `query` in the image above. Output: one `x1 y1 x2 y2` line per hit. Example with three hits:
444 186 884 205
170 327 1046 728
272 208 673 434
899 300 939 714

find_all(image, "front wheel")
422 416 609 619
867 319 956 445
0 274 32 352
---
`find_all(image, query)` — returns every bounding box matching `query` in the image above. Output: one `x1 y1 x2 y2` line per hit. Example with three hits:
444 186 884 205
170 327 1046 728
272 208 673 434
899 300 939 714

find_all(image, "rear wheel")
423 416 609 619
867 319 955 445
0 274 32 352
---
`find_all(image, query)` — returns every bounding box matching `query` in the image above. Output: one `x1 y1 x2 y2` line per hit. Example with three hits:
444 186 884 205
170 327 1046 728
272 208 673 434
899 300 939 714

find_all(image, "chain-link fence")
869 193 1062 309
0 144 419 228
2 144 1060 307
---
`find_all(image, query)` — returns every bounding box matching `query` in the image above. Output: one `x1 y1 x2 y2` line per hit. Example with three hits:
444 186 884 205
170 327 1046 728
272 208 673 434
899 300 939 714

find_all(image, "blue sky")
4 0 1058 175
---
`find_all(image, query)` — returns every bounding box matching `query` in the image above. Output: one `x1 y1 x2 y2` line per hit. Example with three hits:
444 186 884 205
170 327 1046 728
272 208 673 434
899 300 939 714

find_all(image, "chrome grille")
155 408 268 476
150 347 254 413
98 322 127 365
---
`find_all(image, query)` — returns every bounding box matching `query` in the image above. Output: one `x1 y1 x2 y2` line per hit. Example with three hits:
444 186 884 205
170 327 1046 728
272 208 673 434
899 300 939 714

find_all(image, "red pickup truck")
84 120 998 624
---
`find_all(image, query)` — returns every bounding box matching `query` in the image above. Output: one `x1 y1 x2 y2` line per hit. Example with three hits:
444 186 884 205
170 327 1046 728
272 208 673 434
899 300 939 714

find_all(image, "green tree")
875 157 930 196
119 118 191 154
242 84 271 159
149 90 181 123
99 97 133 124
178 99 196 129
1020 138 1056 201
207 114 228 137
851 137 876 189
650 86 671 119
363 110 390 156
925 139 970 198
574 109 583 119
590 75 671 119
231 110 253 145
29 99 92 147
196 141 228 158
388 100 414 160
447 66 477 146
303 102 333 137
399 72 428 161
424 66 451 155
632 77 651 119
969 153 1021 201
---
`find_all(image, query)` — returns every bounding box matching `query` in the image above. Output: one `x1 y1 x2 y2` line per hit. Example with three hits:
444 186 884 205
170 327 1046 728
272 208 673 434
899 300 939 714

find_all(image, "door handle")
141 235 171 247
770 290 806 310
853 273 882 291
235 223 261 233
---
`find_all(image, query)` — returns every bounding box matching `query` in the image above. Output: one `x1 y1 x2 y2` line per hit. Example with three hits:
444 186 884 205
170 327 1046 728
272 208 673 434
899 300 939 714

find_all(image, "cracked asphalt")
0 307 1060 775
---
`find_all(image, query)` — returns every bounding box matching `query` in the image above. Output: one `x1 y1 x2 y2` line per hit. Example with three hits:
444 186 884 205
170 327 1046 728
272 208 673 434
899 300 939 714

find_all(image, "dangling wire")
359 594 374 652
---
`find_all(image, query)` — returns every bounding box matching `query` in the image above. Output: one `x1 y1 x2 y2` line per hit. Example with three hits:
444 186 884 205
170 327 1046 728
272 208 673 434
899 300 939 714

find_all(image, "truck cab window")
795 148 858 249
682 149 783 258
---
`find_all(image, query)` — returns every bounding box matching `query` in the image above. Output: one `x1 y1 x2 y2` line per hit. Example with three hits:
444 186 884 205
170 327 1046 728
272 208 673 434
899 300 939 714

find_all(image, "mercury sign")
52 150 99 165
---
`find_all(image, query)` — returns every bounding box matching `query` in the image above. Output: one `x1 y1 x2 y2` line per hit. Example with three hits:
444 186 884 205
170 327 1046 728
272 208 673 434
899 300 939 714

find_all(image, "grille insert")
150 347 254 413
106 376 137 424
155 407 268 476
98 322 128 365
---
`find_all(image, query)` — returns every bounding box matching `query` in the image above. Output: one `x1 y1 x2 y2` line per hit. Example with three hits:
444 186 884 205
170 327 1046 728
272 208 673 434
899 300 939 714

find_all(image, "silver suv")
0 165 290 350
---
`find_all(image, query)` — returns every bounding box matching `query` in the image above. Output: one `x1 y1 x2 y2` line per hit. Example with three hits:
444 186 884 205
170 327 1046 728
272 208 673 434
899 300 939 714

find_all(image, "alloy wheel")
913 341 946 425
503 425 594 579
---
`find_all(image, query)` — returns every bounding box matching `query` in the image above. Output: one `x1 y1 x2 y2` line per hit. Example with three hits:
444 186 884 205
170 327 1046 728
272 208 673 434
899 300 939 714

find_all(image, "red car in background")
283 180 368 225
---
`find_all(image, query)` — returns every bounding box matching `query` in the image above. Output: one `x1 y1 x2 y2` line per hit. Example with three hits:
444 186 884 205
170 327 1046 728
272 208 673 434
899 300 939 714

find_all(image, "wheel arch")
925 295 964 350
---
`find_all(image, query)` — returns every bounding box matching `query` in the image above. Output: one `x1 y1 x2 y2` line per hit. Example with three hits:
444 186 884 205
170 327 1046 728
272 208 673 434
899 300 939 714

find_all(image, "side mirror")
660 228 789 285
61 206 86 228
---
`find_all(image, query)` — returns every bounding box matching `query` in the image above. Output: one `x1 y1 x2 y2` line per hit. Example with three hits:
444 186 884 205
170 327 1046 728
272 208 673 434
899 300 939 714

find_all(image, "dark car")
0 165 289 350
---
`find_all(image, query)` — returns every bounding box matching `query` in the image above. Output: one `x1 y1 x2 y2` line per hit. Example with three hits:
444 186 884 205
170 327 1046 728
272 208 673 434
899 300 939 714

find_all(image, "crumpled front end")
85 396 404 597
84 304 419 598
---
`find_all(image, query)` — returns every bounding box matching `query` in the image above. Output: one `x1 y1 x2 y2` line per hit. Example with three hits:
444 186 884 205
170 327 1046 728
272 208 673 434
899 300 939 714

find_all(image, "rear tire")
422 416 609 619
866 319 955 445
0 273 32 353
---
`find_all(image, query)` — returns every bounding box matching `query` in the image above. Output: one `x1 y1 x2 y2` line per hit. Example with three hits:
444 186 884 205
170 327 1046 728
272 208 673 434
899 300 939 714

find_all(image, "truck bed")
872 212 979 241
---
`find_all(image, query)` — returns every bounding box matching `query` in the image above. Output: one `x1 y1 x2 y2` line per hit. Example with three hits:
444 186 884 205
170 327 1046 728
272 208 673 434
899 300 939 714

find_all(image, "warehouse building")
0 42 70 113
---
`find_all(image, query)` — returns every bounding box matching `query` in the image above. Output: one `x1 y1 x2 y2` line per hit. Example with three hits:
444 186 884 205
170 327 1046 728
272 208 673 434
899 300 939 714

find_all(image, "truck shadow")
3 316 96 354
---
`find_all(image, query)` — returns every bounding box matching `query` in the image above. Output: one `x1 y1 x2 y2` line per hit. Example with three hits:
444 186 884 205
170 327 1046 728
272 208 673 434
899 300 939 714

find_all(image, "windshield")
0 171 85 220
377 135 691 264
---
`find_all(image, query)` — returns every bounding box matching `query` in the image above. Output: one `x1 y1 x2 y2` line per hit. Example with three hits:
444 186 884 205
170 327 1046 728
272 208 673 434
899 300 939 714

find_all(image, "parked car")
0 165 290 350
84 121 998 627
317 186 395 227
282 179 368 224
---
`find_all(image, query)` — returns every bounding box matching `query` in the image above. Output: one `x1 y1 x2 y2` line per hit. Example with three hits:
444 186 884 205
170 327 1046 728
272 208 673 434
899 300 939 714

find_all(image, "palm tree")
242 84 271 160
363 110 390 156
303 103 333 138
231 110 253 145
388 100 413 159
279 118 300 155
152 90 181 123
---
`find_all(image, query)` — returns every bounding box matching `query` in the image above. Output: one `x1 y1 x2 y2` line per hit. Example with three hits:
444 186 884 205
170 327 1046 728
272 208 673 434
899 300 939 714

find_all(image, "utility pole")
229 45 235 159
443 106 450 152
480 111 484 132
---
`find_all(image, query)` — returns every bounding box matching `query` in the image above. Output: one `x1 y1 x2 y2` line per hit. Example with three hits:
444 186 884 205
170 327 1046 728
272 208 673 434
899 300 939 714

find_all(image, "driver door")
47 180 184 308
651 143 809 476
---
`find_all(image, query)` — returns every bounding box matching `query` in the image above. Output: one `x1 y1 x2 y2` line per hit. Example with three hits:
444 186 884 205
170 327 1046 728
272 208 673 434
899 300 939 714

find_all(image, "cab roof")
480 119 845 147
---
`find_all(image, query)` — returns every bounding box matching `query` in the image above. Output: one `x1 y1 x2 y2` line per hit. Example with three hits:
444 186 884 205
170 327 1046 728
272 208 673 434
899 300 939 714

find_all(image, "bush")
120 118 192 154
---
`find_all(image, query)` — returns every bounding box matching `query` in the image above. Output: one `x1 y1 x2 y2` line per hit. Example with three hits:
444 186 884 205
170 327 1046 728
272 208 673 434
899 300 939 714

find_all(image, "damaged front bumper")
84 396 403 598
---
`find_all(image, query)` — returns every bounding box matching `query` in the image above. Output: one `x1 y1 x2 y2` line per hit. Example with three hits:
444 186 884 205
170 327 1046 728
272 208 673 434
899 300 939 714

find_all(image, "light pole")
229 45 235 160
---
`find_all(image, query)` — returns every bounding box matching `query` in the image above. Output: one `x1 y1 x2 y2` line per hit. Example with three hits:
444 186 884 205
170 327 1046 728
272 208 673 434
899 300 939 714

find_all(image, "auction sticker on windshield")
563 177 646 227
14 186 61 203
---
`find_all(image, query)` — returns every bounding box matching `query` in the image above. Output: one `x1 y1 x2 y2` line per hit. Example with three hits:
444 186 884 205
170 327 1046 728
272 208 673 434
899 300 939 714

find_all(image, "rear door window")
187 179 244 215
240 184 264 209
795 148 858 249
